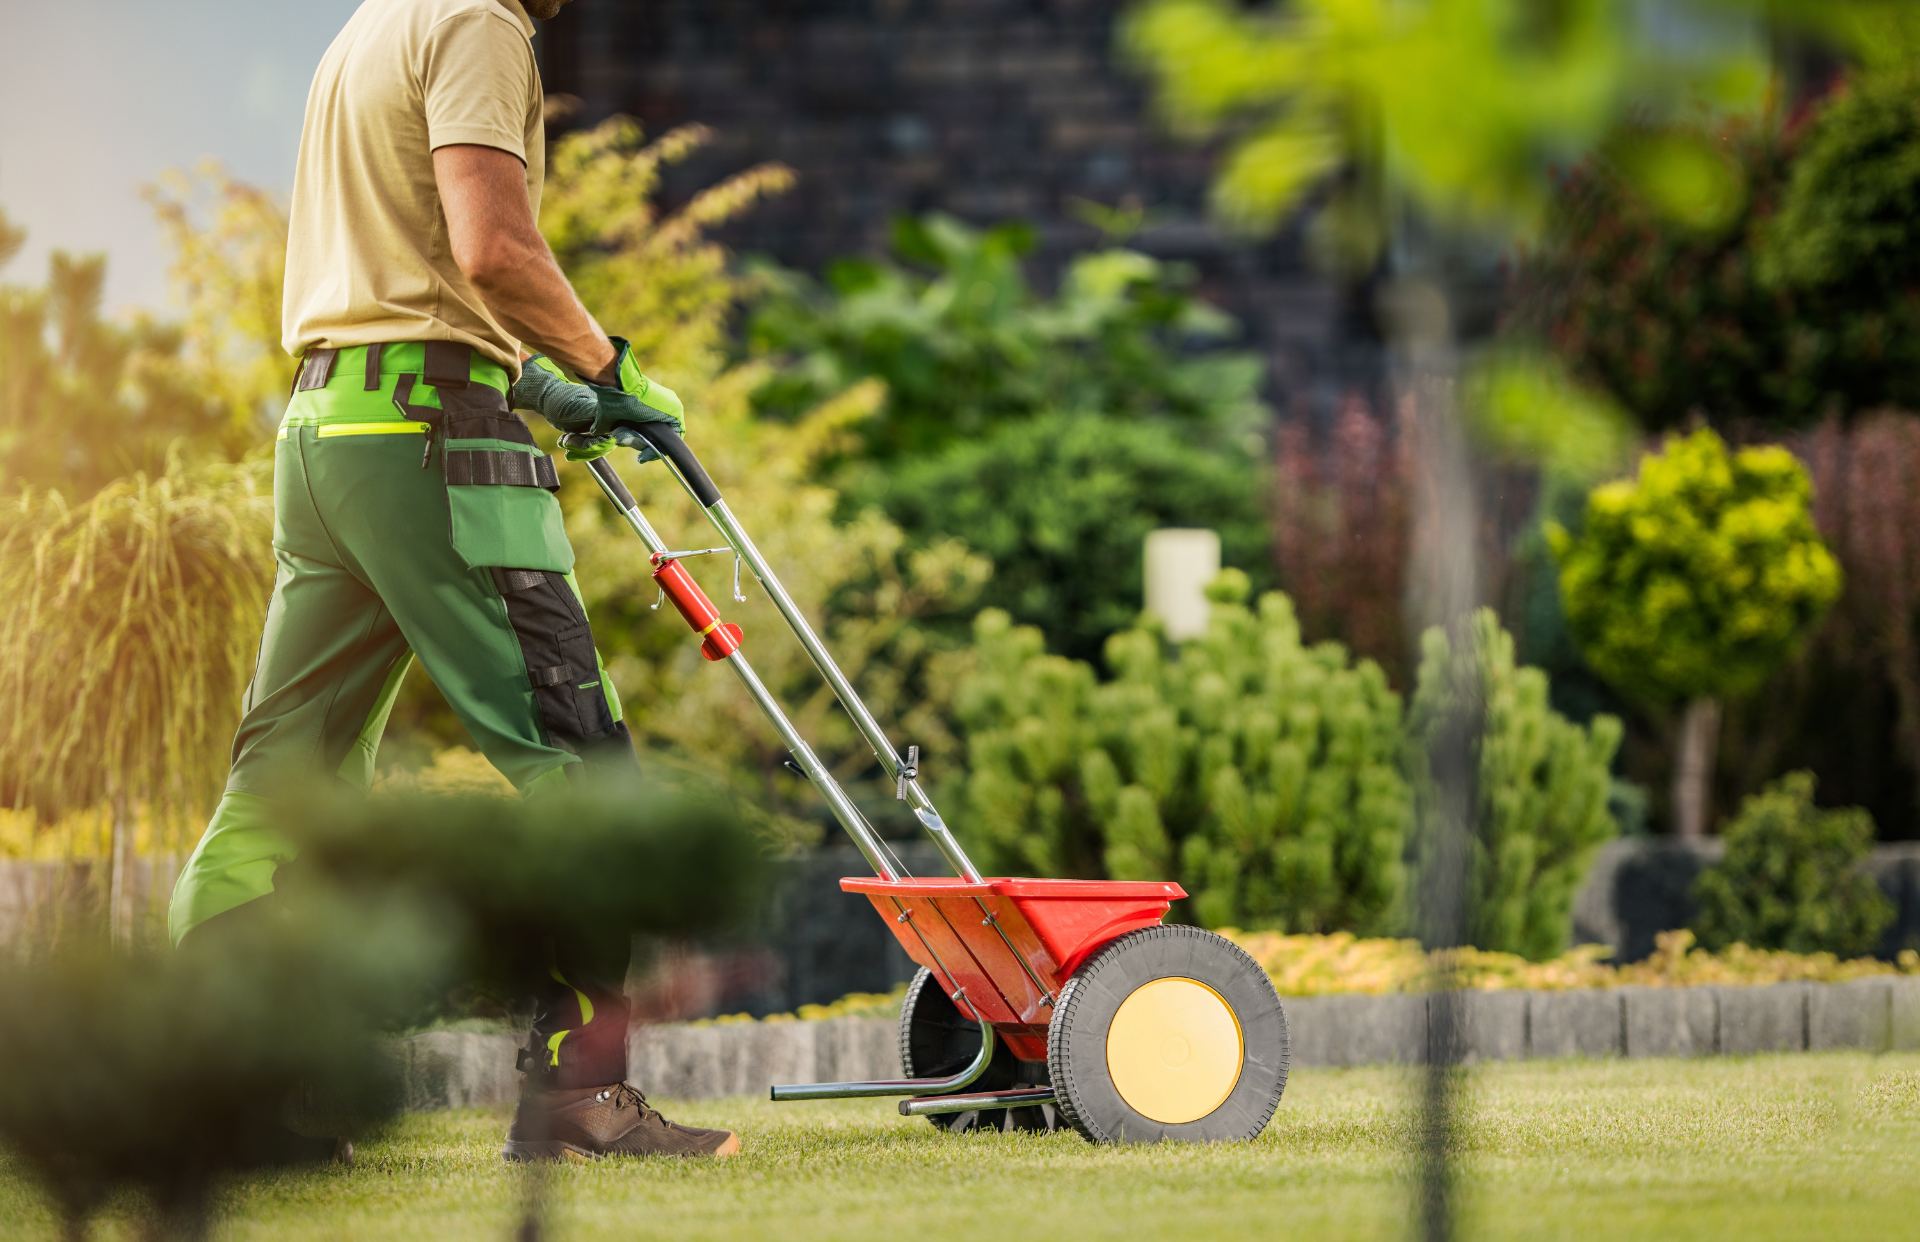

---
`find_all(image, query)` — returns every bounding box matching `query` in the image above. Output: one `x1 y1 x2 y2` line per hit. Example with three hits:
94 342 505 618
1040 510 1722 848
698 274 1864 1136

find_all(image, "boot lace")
594 1083 657 1119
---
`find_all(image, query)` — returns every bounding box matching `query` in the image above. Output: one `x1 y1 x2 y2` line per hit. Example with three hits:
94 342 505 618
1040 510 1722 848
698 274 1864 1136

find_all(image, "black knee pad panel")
490 567 623 754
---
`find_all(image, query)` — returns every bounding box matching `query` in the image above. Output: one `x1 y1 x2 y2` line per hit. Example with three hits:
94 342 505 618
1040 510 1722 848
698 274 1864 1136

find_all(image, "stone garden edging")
398 976 1920 1111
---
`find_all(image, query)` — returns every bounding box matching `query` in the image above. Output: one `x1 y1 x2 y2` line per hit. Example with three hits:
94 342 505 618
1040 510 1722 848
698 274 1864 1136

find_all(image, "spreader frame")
567 426 1196 1114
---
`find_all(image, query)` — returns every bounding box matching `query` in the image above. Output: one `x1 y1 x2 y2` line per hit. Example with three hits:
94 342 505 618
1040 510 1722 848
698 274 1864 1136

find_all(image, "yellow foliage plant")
1224 927 1918 995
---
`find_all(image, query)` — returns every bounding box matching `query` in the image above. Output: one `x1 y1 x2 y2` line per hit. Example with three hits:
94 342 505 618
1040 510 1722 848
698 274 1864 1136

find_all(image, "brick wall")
539 0 1385 413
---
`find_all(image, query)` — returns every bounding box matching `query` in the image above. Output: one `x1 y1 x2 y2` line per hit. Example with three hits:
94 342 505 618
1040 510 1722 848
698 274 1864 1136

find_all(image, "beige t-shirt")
281 0 544 373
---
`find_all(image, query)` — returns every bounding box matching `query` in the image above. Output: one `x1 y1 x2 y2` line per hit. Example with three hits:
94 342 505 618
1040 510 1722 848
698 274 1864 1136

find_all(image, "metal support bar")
973 899 1054 1007
585 442 982 883
653 546 732 563
720 653 905 881
579 455 905 881
769 1014 995 1101
701 497 984 883
897 1087 1057 1118
584 456 669 555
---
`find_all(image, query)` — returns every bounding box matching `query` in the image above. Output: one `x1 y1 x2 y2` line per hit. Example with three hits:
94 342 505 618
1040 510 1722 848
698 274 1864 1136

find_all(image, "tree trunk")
1672 697 1721 840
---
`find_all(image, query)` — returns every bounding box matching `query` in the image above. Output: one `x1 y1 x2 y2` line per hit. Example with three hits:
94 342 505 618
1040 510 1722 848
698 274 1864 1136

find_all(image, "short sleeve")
421 11 536 163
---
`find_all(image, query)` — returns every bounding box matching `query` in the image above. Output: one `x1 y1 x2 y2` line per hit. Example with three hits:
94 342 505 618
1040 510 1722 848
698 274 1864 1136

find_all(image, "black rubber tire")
898 967 1056 1134
1048 925 1287 1144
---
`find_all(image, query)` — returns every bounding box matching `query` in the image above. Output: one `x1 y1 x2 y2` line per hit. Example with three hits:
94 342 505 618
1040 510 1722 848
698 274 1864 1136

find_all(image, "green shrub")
1758 74 1920 415
940 609 1102 879
746 213 1266 461
857 412 1269 662
639 196 1276 754
1693 772 1895 957
1406 609 1623 960
1514 119 1810 431
945 576 1413 934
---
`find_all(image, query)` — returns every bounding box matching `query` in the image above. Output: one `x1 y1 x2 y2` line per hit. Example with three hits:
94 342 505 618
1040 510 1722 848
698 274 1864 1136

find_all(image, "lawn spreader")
566 425 1289 1144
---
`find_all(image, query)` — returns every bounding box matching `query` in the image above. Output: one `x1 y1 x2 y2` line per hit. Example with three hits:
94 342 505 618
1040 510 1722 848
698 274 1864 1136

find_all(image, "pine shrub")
1757 74 1920 415
1693 772 1894 957
946 575 1412 933
1406 609 1623 960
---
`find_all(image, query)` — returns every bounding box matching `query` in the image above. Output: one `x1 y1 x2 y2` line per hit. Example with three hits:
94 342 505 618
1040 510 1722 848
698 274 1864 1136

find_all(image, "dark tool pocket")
433 387 574 574
492 567 618 751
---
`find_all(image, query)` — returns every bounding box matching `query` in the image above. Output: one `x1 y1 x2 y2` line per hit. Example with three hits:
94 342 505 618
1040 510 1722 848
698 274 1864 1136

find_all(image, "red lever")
652 556 743 661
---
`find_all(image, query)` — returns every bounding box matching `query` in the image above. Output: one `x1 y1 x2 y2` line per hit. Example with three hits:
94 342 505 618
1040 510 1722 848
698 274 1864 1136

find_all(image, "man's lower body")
169 341 735 1159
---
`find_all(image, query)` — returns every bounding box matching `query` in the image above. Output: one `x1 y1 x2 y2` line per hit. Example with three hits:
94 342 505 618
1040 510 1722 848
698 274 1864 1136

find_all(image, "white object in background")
1143 528 1221 641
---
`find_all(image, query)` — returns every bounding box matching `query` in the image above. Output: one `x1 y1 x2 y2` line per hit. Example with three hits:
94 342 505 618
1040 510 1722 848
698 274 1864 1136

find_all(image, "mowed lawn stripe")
3 1053 1914 1241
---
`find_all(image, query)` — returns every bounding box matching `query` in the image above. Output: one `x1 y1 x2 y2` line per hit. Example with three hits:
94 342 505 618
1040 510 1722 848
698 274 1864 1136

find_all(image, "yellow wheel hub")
1103 976 1244 1124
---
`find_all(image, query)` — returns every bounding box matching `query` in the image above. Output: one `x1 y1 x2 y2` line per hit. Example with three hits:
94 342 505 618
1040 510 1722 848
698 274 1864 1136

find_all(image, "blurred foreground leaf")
0 773 766 1239
0 894 450 1239
284 771 770 997
1466 351 1634 481
1124 0 1773 246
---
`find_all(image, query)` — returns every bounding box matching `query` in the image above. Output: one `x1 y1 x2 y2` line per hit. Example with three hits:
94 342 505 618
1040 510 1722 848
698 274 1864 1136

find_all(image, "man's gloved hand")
511 355 599 434
513 341 684 440
587 337 684 437
512 361 627 461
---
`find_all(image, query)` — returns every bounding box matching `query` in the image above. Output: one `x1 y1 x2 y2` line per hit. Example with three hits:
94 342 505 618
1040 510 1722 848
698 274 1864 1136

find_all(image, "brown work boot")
502 1082 740 1162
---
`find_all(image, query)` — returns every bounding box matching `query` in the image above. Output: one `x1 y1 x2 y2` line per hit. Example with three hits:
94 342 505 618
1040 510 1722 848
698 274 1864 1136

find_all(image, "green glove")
510 355 599 434
588 338 684 437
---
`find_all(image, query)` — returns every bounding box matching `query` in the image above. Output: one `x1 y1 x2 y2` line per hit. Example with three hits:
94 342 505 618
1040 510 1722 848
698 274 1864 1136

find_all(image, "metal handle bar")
567 426 983 883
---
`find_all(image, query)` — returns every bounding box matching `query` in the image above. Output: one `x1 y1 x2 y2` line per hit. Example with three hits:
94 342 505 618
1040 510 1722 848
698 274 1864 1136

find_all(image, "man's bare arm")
434 143 616 382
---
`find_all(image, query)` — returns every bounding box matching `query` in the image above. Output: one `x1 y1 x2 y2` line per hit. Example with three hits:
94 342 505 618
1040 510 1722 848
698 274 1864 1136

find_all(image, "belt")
292 341 510 397
282 342 554 489
280 341 515 450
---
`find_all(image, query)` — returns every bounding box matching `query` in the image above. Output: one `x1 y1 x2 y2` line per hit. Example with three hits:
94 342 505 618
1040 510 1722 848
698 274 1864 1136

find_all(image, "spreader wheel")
1048 925 1287 1144
899 968 1056 1133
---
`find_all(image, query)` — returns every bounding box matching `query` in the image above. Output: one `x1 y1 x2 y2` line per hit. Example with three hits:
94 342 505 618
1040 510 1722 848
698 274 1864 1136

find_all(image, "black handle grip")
628 423 721 508
559 432 644 512
584 453 639 512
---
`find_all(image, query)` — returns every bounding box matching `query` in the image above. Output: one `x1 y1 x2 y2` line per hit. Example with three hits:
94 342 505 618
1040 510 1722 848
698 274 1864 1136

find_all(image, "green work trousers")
170 341 634 1088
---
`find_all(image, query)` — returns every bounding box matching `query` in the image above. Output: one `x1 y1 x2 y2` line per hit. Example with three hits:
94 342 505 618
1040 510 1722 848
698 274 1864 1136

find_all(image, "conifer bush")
1693 771 1895 957
1406 609 1623 960
946 574 1412 933
1758 72 1920 415
1550 430 1842 708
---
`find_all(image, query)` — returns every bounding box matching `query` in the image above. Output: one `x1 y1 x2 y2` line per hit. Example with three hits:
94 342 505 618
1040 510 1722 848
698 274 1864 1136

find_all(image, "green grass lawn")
6 1053 1917 1241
